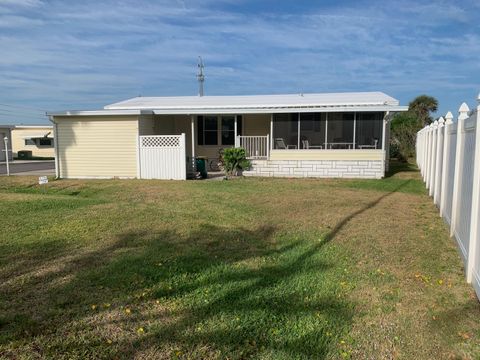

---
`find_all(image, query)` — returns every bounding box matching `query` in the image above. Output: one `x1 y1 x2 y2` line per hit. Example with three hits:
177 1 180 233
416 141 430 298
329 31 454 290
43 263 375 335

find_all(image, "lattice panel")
141 136 180 148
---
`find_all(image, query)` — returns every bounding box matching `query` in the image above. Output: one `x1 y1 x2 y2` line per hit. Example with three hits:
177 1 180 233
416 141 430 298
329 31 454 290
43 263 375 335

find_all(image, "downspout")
48 116 60 179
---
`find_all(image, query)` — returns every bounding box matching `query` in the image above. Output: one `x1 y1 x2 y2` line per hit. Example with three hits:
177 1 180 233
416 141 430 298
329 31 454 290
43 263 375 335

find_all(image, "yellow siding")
55 116 138 178
11 127 55 158
270 149 384 161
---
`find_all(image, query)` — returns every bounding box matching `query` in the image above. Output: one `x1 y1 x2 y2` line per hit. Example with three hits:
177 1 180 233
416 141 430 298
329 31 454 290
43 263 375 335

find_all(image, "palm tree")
408 95 438 126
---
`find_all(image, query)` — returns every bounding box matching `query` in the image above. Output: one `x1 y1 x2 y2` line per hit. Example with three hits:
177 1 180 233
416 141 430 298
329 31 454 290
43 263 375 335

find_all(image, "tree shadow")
385 160 418 178
1 180 408 358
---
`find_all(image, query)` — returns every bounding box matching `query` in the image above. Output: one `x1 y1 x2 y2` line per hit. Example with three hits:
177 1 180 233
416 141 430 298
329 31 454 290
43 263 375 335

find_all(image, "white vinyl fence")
139 134 186 180
416 95 480 299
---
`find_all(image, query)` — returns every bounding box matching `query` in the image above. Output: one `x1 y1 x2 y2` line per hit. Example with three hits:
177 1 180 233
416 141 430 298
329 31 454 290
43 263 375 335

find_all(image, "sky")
0 0 479 125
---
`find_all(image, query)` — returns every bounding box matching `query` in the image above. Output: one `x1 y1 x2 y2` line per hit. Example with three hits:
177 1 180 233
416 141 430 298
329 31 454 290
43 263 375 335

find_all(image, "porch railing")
235 135 269 159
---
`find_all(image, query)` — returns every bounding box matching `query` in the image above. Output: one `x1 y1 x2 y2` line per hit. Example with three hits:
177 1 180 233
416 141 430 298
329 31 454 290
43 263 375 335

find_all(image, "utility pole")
197 56 205 97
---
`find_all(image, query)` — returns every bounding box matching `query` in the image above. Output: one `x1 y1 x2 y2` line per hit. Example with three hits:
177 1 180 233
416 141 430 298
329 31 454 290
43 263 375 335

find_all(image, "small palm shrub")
222 148 251 176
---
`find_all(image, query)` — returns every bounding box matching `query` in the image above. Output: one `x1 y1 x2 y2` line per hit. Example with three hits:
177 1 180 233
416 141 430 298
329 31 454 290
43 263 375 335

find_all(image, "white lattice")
141 136 180 148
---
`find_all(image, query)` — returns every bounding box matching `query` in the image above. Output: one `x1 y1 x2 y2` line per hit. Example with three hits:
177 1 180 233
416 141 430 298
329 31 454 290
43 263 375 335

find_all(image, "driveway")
0 160 55 176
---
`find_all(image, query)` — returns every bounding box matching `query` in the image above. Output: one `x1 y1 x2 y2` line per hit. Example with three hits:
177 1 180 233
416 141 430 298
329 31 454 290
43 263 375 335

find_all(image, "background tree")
390 94 439 162
408 95 438 126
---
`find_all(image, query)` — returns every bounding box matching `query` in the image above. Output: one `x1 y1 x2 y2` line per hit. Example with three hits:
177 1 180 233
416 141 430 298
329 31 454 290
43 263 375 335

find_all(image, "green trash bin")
18 150 32 160
196 157 208 179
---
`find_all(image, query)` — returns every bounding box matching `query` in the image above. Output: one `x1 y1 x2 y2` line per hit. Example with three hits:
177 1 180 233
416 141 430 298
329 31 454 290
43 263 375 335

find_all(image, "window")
356 112 383 149
39 138 53 146
327 113 354 149
24 139 35 146
273 113 298 149
197 115 218 145
300 113 325 149
221 116 235 145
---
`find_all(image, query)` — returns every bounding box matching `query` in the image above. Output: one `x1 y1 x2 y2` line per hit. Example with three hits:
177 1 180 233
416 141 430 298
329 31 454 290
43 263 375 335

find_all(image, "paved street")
0 160 55 176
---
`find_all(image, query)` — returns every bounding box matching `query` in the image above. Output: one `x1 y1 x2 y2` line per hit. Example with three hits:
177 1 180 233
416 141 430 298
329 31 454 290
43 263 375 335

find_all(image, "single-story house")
0 125 14 162
11 125 55 158
47 92 407 180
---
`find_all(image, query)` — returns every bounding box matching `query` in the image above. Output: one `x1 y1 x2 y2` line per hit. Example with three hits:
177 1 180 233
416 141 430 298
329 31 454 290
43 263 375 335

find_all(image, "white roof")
103 92 406 114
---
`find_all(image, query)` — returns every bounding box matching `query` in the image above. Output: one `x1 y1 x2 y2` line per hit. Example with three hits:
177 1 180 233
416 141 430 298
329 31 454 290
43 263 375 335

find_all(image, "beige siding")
243 114 270 136
55 116 139 178
11 127 54 158
270 149 384 161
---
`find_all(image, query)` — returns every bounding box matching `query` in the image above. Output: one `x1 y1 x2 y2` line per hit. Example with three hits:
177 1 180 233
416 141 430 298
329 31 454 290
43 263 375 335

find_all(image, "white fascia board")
152 105 408 115
47 109 153 117
14 125 53 129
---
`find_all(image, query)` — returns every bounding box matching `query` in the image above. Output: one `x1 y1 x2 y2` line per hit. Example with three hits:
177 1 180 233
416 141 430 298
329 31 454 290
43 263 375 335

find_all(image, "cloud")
0 0 479 123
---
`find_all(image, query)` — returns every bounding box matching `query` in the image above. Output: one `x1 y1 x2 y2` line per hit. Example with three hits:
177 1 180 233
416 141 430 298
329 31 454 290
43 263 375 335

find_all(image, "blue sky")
0 0 479 124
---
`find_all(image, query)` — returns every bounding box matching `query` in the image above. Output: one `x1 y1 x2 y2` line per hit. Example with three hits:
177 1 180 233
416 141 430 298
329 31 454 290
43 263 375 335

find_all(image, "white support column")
381 111 388 176
467 94 480 283
234 115 238 147
191 115 196 171
440 112 454 217
325 112 328 148
270 114 273 151
353 112 356 149
429 120 439 197
297 113 301 149
434 117 445 204
450 103 470 237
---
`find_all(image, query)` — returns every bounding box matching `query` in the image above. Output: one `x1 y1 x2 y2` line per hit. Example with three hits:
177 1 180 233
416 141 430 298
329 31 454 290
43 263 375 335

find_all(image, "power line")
0 102 47 112
0 107 46 116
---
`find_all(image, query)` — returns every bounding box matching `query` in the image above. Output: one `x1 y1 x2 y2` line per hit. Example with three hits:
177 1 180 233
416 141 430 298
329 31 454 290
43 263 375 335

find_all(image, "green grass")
0 161 479 359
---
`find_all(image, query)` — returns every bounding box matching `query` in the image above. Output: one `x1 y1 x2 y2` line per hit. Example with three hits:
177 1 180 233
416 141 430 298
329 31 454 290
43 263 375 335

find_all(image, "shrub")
221 148 251 176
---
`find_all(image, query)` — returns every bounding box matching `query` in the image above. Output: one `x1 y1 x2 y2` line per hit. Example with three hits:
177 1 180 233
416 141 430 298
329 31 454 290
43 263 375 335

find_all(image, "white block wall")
243 159 384 179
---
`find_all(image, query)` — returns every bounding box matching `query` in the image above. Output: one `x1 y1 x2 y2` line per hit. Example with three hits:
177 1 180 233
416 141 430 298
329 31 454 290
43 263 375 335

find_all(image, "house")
47 92 407 180
11 125 55 158
0 125 14 162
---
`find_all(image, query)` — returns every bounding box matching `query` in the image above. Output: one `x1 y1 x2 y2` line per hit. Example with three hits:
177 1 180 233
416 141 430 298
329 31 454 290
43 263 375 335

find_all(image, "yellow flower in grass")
137 327 145 334
106 339 112 344
125 308 131 314
91 304 97 310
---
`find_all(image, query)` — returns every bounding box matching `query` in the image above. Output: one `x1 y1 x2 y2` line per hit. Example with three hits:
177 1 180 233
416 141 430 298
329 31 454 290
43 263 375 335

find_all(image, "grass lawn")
0 161 479 359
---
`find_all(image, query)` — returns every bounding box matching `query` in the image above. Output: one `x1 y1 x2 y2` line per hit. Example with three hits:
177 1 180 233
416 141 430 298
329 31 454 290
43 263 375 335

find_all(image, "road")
0 160 55 176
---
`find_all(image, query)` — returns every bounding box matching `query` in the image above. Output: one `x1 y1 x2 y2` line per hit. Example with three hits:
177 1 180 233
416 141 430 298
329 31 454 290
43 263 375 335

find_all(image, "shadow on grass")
385 160 419 178
0 181 407 358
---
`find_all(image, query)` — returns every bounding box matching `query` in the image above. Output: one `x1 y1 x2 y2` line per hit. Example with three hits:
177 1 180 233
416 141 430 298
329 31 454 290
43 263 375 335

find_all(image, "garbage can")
196 157 208 179
18 150 32 160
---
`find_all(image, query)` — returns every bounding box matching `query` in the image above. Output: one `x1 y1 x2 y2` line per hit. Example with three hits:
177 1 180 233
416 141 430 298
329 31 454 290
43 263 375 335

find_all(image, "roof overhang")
48 106 407 118
14 125 53 129
151 105 408 115
47 109 152 117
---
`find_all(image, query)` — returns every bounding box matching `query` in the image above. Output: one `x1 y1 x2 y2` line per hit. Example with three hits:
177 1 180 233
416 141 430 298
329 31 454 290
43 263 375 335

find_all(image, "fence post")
467 94 480 283
429 120 439 196
434 117 445 204
440 112 453 217
266 134 270 159
450 103 470 237
235 135 240 148
422 126 427 181
423 125 429 179
425 124 433 187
